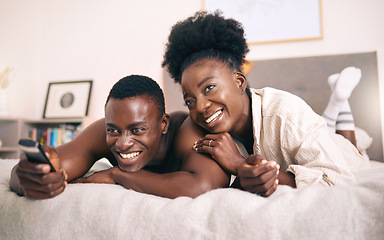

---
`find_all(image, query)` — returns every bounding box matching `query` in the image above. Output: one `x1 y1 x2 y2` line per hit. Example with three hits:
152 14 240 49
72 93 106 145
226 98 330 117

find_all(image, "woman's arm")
192 131 282 196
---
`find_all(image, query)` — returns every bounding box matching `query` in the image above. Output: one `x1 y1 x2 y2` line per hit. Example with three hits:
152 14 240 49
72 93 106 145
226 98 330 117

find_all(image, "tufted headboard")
163 52 383 162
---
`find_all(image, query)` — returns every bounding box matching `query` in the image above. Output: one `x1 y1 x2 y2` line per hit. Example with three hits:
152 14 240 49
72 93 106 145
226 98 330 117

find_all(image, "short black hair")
106 75 165 117
162 10 249 84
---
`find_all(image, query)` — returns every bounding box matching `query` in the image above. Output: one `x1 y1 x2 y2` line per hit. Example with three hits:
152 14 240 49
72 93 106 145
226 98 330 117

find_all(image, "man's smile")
119 151 141 159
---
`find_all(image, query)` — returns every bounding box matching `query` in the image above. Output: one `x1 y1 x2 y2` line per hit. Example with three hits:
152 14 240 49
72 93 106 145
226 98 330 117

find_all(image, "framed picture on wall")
43 80 92 119
202 0 323 44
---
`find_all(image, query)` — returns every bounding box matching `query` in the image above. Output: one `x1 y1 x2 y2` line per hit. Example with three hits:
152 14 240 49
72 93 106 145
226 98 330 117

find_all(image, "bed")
2 52 384 239
0 159 384 240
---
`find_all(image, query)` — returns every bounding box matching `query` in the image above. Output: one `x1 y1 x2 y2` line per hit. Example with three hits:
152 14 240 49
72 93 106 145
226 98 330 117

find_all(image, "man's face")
105 96 168 172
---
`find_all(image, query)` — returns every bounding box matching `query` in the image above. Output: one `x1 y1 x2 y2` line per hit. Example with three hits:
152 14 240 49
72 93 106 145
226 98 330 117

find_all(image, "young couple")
10 11 367 200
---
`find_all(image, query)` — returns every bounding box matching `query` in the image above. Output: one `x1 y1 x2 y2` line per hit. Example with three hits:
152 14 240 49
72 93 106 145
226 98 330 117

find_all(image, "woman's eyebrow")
197 76 214 88
183 76 214 99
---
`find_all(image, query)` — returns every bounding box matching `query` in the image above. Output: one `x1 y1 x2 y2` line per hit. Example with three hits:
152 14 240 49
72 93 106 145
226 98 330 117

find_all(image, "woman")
162 11 368 196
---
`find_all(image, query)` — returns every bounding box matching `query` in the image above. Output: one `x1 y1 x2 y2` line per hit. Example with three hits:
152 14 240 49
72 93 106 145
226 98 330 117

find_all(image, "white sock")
322 67 360 131
327 73 339 89
336 102 355 131
333 67 361 102
322 95 344 132
334 67 360 131
322 74 342 131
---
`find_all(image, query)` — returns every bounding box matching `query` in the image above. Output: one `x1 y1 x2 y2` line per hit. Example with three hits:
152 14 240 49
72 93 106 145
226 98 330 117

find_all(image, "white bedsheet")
1 159 383 240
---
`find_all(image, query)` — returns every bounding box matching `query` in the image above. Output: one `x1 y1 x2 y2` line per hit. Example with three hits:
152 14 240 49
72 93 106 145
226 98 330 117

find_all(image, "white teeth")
205 110 222 124
120 152 140 159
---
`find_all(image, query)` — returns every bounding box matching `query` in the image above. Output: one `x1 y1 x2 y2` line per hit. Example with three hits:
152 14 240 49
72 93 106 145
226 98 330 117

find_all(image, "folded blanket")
1 159 383 240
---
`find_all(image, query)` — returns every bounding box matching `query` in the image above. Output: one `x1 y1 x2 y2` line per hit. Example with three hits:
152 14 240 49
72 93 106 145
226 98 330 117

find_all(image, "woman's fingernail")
275 179 279 185
261 160 268 164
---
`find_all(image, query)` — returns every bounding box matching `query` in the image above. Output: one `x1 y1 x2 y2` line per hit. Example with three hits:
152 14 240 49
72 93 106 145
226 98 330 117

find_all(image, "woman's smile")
205 109 223 124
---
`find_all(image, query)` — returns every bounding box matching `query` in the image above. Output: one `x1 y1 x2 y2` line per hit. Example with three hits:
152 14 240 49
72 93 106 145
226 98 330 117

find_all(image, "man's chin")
118 164 142 173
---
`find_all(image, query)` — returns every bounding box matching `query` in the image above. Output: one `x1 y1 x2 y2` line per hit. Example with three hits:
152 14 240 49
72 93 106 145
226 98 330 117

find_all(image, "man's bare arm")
110 150 229 198
56 118 113 181
76 117 230 198
9 118 113 199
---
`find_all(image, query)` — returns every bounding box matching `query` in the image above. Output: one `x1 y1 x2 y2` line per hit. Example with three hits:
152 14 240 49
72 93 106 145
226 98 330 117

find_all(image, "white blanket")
1 159 384 240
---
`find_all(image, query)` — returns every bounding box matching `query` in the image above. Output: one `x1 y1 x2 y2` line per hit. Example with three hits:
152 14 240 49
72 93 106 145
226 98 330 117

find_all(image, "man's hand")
193 133 245 174
10 145 68 199
71 167 116 185
238 154 280 197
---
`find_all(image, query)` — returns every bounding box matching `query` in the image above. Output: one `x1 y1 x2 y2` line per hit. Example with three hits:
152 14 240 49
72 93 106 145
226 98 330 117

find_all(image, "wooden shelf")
0 118 84 159
0 147 18 152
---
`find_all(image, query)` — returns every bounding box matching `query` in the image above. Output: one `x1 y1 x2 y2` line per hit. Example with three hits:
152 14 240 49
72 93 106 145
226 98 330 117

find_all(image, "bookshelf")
0 117 83 159
0 118 21 159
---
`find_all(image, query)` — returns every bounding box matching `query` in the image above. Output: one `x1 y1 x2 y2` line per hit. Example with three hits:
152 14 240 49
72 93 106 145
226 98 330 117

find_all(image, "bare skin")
10 95 229 199
336 130 357 148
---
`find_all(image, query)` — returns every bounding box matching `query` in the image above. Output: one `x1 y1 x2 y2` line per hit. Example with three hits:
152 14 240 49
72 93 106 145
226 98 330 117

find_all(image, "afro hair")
162 10 249 84
106 75 165 117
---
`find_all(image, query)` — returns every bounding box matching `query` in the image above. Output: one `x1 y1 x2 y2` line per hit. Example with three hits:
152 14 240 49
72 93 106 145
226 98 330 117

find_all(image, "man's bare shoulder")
57 118 113 164
174 117 206 156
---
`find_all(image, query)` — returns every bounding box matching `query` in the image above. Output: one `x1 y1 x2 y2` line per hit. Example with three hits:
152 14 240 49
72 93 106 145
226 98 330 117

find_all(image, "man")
10 75 230 199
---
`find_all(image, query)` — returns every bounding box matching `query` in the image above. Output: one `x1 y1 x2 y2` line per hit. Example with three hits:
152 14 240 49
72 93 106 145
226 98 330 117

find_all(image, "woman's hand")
238 154 280 197
193 133 245 175
71 167 116 185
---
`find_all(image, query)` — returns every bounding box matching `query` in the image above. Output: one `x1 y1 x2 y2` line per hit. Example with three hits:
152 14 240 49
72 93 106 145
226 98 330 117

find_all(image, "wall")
0 0 383 140
0 0 201 120
0 1 41 118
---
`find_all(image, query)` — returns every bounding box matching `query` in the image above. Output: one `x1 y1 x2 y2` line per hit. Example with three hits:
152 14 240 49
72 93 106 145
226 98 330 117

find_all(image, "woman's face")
181 59 249 134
